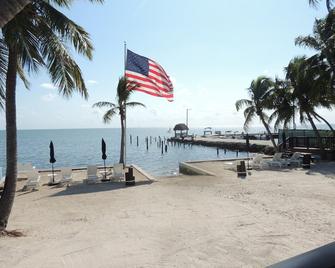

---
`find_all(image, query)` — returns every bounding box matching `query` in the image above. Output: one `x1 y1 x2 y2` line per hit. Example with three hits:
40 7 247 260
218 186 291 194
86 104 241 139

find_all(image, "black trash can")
125 167 135 186
302 154 311 169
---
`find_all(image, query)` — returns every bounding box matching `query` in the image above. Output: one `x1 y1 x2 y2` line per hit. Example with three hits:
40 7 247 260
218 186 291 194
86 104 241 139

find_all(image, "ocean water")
0 128 248 176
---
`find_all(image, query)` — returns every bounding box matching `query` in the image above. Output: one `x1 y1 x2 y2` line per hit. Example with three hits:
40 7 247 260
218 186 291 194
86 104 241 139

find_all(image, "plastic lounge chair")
111 164 124 182
86 165 99 184
287 152 302 167
252 155 264 169
267 153 287 168
22 170 41 191
59 167 73 186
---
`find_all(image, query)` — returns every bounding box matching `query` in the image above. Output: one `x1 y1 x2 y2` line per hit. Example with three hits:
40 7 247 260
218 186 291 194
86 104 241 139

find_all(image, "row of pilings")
167 137 275 155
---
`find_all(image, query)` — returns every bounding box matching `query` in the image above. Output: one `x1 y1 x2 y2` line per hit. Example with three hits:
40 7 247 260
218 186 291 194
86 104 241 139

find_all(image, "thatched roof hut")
173 123 189 138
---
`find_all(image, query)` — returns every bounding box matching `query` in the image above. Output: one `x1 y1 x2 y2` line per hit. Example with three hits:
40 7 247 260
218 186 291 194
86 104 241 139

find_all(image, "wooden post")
146 137 149 150
137 136 139 147
130 135 132 144
161 141 164 154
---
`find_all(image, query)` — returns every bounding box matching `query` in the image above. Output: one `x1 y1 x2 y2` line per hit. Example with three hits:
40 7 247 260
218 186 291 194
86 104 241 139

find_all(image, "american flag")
125 50 174 101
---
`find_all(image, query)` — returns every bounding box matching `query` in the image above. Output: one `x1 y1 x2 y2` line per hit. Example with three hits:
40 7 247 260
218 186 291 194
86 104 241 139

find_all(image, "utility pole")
186 108 191 128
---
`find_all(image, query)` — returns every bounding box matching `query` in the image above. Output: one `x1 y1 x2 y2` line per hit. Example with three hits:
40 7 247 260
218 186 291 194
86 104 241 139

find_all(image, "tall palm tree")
235 76 278 150
0 0 103 233
284 56 334 150
93 77 145 164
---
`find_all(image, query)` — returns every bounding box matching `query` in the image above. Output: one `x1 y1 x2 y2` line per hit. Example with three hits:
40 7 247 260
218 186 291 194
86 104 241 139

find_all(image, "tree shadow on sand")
305 162 335 179
49 180 153 197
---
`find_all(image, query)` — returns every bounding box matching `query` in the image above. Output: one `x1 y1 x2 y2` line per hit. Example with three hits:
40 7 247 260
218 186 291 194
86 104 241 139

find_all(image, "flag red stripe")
126 73 171 92
133 88 173 98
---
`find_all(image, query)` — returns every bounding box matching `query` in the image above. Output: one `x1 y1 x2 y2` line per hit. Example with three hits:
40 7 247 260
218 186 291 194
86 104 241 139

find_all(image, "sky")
0 0 332 130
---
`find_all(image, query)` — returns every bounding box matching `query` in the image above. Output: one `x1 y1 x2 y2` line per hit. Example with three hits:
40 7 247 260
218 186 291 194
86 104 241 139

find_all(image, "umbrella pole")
52 163 54 183
104 159 106 179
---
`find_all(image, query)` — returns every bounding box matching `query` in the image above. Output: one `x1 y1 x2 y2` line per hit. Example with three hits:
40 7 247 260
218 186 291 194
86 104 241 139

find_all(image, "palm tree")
235 76 278 150
284 56 335 151
0 0 103 233
93 77 145 164
0 0 30 27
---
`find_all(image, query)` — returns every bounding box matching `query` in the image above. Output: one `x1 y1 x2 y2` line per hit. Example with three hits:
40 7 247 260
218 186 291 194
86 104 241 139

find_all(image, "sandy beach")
0 162 334 267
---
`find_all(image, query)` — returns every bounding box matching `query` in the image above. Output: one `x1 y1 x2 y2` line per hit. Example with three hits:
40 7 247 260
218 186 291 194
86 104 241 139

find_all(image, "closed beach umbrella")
49 141 56 183
101 138 107 178
282 131 287 150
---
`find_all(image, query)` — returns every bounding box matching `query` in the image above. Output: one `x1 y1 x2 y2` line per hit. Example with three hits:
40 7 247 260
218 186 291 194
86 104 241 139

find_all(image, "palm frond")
242 106 256 131
0 38 8 110
47 0 104 8
235 99 252 111
37 1 94 60
37 20 89 99
92 101 115 108
102 108 117 124
295 35 321 50
17 61 30 89
126 101 146 108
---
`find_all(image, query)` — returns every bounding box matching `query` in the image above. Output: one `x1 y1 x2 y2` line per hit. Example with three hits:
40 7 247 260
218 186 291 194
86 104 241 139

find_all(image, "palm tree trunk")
260 116 278 150
119 113 125 164
0 47 18 231
314 112 335 136
0 0 30 27
306 112 325 155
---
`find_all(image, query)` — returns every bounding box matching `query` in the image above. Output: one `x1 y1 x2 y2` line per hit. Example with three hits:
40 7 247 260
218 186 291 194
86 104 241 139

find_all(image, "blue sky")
0 0 331 130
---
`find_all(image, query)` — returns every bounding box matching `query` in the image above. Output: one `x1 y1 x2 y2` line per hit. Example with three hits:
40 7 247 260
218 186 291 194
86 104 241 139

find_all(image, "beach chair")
86 165 99 184
111 163 124 182
287 152 302 167
252 155 265 169
22 170 41 191
17 163 35 180
267 153 287 168
59 167 73 186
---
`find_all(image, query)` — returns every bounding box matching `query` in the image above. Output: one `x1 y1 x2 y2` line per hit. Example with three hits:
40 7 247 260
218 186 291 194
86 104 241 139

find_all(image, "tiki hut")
173 123 189 138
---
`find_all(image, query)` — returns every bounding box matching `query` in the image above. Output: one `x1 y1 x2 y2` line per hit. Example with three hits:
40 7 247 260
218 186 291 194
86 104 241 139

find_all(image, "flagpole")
124 41 127 168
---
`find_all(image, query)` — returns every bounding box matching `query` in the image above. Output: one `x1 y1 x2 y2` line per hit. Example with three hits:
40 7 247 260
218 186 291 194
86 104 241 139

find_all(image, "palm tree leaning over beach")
93 77 145 164
235 76 278 150
284 56 335 151
0 0 103 233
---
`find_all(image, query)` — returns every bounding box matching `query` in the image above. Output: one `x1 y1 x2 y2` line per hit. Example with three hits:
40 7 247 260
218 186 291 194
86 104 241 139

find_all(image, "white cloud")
41 93 56 102
40 83 57 90
87 80 98 85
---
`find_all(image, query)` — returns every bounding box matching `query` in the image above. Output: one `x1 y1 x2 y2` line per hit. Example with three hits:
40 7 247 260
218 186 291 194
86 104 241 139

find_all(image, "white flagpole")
124 41 127 168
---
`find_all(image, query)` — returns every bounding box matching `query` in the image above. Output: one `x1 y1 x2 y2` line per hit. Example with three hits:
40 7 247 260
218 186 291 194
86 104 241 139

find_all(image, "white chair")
86 165 99 184
267 153 287 168
287 152 302 167
111 164 124 182
59 167 73 186
22 170 41 191
251 155 265 169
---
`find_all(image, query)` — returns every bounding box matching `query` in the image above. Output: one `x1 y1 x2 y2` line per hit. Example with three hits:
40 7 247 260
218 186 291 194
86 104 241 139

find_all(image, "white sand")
0 163 334 267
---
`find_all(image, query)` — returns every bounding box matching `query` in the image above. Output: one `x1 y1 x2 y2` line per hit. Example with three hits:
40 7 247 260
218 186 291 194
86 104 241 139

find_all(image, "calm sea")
0 128 248 176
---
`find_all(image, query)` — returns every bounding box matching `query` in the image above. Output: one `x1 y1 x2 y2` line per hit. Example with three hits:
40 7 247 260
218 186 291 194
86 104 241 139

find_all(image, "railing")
280 136 335 151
